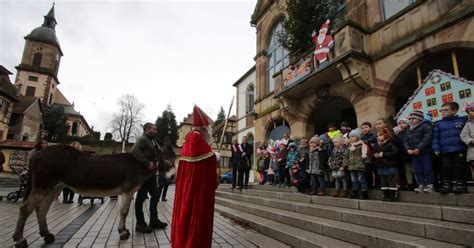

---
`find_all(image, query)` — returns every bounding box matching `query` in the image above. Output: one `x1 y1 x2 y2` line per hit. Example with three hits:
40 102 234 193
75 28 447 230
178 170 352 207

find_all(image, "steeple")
43 3 57 29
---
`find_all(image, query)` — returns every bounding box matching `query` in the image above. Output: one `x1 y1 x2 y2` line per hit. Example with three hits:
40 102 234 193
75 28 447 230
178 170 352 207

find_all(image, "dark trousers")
62 187 74 201
135 175 160 225
440 152 466 182
412 153 434 185
380 175 396 188
237 166 250 189
284 167 291 185
158 184 168 200
231 161 239 188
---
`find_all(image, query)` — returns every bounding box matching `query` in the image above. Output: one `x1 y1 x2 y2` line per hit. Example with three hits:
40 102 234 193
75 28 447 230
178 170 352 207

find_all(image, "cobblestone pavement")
0 186 268 248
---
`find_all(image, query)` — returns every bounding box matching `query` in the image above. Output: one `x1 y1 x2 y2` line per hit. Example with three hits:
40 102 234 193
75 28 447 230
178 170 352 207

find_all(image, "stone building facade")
233 66 256 143
251 0 474 144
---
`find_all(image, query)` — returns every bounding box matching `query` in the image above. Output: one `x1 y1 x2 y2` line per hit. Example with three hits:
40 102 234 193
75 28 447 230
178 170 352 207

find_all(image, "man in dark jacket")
433 102 468 193
240 136 253 189
230 138 242 190
404 110 435 193
131 123 167 233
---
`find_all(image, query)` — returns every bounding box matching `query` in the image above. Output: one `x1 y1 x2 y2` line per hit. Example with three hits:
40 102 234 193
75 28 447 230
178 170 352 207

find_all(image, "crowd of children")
256 101 474 202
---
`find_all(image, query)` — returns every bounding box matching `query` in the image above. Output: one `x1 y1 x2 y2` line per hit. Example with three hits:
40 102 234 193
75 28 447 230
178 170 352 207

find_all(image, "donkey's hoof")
14 239 28 248
43 233 55 243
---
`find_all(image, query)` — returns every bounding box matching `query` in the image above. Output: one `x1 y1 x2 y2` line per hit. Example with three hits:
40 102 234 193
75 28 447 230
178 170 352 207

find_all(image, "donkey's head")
158 137 177 173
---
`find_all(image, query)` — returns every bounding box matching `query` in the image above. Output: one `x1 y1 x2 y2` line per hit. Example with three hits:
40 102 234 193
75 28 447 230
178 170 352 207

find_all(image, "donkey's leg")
118 192 134 240
36 186 62 243
13 189 48 247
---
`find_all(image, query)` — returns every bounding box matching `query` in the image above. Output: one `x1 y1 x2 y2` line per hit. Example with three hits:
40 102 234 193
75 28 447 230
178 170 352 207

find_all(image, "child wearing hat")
328 137 349 197
305 136 328 195
404 110 435 193
286 142 300 185
461 101 474 188
373 129 400 201
276 142 288 187
432 101 468 194
347 128 369 199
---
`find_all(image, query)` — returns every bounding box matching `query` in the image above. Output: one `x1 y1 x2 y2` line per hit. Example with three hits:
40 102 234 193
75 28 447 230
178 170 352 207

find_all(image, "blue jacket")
404 121 433 155
432 115 468 153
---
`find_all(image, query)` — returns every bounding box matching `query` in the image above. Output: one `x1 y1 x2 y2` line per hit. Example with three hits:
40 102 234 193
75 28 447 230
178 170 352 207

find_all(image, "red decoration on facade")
413 101 422 110
312 20 334 64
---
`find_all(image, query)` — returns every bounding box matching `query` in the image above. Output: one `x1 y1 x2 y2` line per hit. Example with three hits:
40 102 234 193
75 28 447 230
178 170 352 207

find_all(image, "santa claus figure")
313 19 334 64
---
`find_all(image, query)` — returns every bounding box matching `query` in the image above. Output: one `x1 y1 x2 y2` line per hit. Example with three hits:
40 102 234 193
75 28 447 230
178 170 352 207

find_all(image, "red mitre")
193 105 209 127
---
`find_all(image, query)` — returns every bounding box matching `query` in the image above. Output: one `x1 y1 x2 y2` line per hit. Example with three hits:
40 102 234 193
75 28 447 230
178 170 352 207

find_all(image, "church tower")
15 4 62 106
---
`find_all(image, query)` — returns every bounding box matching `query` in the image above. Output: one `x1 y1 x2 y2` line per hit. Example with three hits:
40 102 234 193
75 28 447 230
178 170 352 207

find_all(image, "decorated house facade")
251 0 474 145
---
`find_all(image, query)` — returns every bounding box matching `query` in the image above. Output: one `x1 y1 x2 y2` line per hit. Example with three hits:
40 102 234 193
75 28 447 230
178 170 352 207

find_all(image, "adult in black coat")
240 136 253 189
230 139 242 189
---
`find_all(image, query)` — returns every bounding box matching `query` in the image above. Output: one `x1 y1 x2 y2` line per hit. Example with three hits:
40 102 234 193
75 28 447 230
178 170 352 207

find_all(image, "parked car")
219 171 233 184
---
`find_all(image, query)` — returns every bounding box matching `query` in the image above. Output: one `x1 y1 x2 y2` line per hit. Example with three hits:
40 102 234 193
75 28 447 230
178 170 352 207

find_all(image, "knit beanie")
398 117 408 125
408 110 424 121
349 128 362 139
310 135 320 144
465 101 474 112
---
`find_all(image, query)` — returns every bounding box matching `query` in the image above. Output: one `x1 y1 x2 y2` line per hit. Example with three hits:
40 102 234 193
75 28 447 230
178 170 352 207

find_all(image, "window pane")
275 46 283 62
268 68 275 92
284 56 290 67
276 61 283 71
268 52 274 68
382 0 413 20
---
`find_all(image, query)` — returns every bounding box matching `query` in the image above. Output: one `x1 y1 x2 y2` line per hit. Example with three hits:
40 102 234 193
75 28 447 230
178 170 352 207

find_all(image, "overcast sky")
0 0 256 137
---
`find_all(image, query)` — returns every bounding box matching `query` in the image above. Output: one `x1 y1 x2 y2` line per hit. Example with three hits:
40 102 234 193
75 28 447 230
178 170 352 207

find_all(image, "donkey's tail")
23 166 32 202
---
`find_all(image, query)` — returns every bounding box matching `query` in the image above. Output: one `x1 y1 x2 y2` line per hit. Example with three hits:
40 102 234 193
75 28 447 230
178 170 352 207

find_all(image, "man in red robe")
171 105 219 248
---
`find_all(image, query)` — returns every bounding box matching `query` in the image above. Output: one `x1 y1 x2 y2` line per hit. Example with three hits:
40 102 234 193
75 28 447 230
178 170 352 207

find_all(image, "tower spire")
43 3 57 29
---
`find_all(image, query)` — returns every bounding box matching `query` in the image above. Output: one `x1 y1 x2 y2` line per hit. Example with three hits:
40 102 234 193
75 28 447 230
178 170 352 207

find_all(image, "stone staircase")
215 185 474 247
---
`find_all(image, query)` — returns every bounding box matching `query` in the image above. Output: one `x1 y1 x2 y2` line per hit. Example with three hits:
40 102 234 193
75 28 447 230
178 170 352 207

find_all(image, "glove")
215 152 221 161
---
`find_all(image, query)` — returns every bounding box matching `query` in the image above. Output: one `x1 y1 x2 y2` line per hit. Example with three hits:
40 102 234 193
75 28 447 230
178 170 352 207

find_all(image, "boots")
381 188 389 201
339 190 348 198
135 223 152 233
439 181 452 194
349 190 359 199
309 188 317 195
359 190 368 200
392 189 399 201
452 181 466 194
317 188 325 196
149 219 168 229
332 190 341 197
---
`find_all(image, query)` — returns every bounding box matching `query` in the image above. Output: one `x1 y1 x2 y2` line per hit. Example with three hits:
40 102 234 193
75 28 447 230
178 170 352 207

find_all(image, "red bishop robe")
171 130 217 248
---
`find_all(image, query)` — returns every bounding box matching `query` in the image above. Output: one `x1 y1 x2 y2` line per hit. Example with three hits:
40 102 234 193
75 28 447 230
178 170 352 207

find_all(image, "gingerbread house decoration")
395 70 474 122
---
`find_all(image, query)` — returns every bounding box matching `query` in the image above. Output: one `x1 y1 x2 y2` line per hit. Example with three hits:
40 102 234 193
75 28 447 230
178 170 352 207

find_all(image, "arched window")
246 84 255 113
33 53 42 67
267 22 289 93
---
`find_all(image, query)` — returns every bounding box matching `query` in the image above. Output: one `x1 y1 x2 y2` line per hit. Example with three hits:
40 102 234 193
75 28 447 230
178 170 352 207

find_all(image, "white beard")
317 33 325 44
204 126 213 145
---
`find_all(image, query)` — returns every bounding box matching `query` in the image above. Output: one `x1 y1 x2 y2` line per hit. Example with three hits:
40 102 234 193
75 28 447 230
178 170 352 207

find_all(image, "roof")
395 69 474 121
251 0 274 25
0 140 95 153
233 66 256 87
0 65 13 75
0 67 19 102
212 115 237 135
12 96 41 114
0 140 37 149
51 103 93 134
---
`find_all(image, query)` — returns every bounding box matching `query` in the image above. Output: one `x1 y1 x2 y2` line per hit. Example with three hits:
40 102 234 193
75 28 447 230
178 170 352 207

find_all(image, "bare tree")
110 94 145 143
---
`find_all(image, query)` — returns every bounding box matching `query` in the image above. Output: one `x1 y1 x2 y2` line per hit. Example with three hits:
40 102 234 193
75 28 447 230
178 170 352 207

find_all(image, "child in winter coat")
461 101 474 187
297 138 309 171
276 143 288 187
373 130 400 201
286 142 299 185
258 151 270 185
434 102 468 194
395 118 414 190
269 148 279 186
404 110 435 193
291 164 310 193
328 137 349 197
305 136 328 196
347 129 369 199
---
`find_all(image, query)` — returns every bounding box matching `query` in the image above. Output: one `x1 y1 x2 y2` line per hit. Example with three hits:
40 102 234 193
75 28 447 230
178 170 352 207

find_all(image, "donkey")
13 142 176 248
